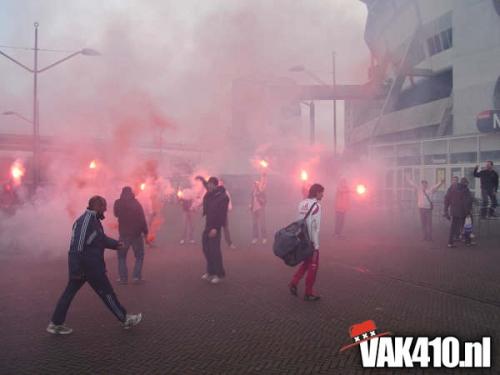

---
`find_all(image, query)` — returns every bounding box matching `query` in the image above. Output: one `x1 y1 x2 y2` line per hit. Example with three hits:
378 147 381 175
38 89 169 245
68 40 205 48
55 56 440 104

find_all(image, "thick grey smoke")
0 0 369 253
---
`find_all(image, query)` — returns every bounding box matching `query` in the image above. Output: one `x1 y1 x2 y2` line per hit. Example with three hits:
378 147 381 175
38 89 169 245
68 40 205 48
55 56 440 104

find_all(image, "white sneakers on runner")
46 322 73 335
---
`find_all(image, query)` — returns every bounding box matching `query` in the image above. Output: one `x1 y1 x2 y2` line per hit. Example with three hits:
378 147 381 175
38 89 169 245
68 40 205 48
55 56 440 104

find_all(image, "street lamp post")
0 22 100 191
332 52 337 156
2 111 33 125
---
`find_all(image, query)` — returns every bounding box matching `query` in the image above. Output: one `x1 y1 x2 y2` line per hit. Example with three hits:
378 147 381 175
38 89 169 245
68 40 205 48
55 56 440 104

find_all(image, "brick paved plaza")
1 208 500 374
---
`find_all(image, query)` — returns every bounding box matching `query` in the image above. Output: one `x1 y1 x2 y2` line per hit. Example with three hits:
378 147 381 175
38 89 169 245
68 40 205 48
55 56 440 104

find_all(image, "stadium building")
345 0 500 202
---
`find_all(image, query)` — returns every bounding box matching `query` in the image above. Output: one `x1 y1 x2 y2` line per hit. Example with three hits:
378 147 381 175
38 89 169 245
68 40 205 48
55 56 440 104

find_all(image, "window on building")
427 37 436 56
427 28 452 56
441 29 452 50
450 152 477 164
395 69 452 111
433 35 443 54
464 167 477 191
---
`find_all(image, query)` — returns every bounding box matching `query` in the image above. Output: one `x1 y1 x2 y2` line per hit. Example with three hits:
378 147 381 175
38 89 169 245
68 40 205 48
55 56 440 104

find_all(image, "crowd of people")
408 161 498 248
44 161 498 335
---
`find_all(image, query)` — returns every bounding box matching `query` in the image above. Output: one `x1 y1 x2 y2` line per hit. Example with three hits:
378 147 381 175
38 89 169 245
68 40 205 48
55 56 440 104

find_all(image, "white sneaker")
210 276 221 284
230 244 237 250
251 238 258 245
46 322 73 335
123 313 142 330
201 273 211 281
179 239 185 245
262 238 268 245
189 239 196 244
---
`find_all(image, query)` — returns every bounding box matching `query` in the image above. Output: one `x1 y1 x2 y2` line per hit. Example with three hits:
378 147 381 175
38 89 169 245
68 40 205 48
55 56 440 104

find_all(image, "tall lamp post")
290 52 338 155
2 110 33 125
0 22 100 190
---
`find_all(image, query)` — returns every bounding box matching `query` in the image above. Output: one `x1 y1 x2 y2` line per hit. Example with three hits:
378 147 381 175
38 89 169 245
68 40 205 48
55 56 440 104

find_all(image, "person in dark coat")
473 161 498 218
197 176 229 284
444 178 473 248
47 196 142 335
114 186 149 284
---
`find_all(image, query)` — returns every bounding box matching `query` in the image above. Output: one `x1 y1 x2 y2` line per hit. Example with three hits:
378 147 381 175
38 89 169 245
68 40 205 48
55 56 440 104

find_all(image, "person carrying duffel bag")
273 183 324 301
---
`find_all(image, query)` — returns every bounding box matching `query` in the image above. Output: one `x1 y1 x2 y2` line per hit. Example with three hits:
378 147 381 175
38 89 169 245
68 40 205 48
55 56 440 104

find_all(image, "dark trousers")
117 235 145 281
419 208 433 240
481 189 498 217
223 216 233 246
334 211 346 235
51 271 127 325
448 216 465 245
202 228 225 277
252 208 267 239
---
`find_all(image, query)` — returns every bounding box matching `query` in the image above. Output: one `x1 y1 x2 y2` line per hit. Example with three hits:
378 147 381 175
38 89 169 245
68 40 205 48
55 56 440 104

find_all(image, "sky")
0 0 369 153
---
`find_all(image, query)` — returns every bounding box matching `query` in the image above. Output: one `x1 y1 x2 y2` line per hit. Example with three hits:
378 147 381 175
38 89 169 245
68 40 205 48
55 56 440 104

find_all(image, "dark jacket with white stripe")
68 210 120 278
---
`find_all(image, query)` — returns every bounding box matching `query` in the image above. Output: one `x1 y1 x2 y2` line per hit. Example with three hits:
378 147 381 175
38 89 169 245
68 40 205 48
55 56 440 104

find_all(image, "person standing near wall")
474 161 498 219
406 176 444 241
444 178 473 248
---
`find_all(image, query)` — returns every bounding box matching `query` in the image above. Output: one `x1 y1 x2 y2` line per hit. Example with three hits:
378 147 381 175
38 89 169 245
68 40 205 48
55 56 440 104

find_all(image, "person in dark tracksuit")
444 179 473 248
114 187 149 284
47 196 142 335
197 176 229 285
473 161 498 218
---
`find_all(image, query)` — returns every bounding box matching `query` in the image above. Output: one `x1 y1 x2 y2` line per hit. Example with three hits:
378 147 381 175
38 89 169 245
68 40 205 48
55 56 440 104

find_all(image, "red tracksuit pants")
290 250 319 295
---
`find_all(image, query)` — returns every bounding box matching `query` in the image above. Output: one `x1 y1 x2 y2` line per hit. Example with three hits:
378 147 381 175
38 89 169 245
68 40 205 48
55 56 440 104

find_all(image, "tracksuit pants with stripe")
291 250 319 295
51 270 127 325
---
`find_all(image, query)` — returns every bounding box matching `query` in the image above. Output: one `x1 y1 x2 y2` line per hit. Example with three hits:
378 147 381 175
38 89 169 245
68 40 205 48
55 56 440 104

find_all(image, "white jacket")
298 198 321 250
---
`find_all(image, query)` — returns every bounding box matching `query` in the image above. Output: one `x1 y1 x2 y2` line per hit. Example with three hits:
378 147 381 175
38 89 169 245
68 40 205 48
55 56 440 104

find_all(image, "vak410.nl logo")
340 320 491 369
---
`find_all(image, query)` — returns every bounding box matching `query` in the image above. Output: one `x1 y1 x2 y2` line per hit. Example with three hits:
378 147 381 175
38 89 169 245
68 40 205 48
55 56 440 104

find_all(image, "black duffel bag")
273 202 317 266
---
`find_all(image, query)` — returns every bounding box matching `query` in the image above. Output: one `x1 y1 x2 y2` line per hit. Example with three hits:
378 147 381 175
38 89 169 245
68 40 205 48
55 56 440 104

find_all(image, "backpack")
273 202 317 266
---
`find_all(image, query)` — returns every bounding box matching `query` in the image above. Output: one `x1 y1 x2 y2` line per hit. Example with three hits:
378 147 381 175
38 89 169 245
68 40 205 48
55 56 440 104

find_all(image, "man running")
47 196 142 335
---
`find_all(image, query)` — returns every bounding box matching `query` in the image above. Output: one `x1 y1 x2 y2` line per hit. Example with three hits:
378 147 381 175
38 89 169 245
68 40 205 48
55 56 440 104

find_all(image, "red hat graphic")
340 320 391 352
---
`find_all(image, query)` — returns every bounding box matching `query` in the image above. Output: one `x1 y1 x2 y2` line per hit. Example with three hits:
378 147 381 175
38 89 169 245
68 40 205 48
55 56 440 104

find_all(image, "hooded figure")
114 187 149 283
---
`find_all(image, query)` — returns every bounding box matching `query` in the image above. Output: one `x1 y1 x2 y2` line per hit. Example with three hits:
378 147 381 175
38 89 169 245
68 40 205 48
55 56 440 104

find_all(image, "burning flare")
140 183 146 191
259 160 269 169
177 189 184 199
89 160 97 169
300 170 308 182
356 184 367 195
11 160 25 184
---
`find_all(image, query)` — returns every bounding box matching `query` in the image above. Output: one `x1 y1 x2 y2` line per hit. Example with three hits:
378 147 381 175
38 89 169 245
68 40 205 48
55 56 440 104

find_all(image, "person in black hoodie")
444 178 473 248
473 161 498 218
47 196 142 335
114 186 149 284
196 176 229 284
